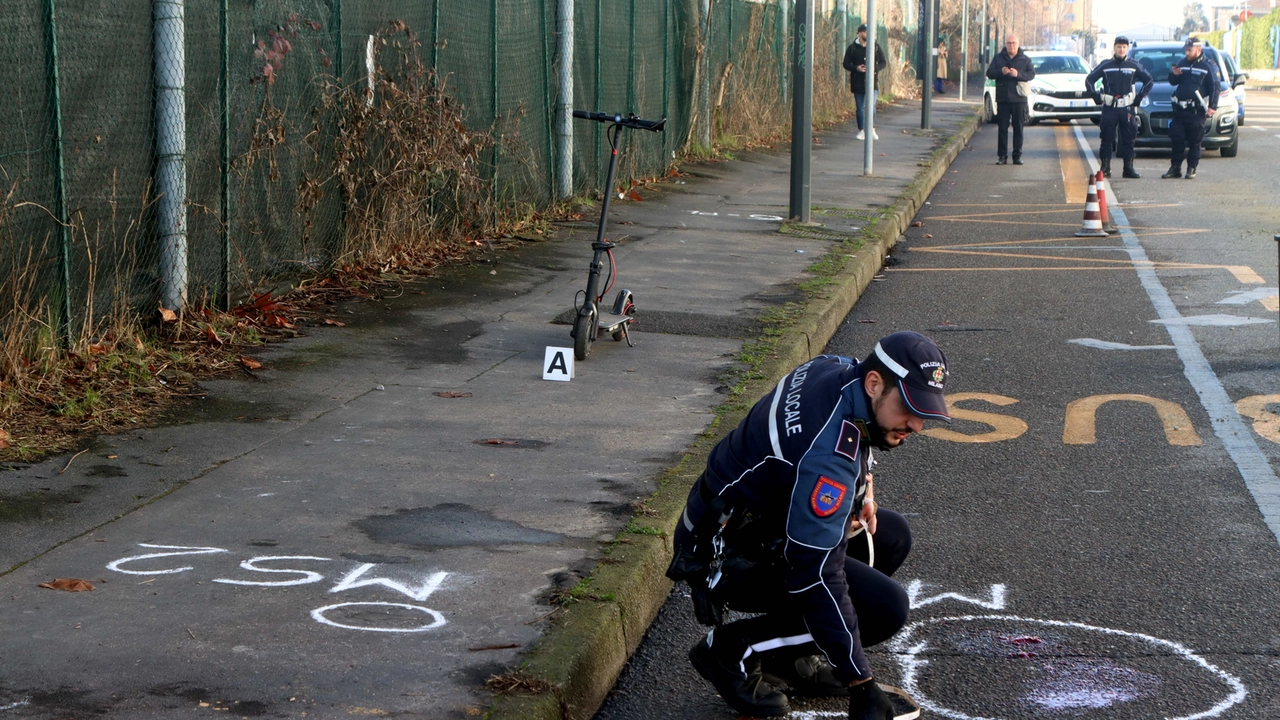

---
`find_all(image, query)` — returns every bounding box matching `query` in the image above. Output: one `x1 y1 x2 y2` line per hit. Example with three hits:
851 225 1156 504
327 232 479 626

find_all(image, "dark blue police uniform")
1085 41 1151 178
668 333 951 718
1164 42 1219 179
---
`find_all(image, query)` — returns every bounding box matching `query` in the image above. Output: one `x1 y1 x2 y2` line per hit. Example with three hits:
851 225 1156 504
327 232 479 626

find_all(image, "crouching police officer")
667 331 951 719
1163 37 1219 180
1085 36 1151 178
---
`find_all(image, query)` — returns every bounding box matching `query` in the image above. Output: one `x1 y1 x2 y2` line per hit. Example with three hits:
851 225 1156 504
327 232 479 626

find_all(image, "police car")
982 51 1100 125
1130 42 1241 157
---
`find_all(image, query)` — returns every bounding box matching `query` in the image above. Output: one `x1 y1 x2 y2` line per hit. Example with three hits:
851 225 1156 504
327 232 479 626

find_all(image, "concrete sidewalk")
0 95 978 719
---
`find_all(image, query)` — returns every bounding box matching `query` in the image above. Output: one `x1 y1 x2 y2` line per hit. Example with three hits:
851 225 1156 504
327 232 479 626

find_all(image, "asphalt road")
595 98 1280 720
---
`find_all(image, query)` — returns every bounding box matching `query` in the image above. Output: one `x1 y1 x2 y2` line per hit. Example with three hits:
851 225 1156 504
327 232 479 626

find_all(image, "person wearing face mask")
1085 36 1152 179
667 331 951 719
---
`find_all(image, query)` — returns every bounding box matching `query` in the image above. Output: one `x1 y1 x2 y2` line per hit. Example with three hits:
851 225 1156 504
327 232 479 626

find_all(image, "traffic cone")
1074 173 1108 238
1095 170 1118 235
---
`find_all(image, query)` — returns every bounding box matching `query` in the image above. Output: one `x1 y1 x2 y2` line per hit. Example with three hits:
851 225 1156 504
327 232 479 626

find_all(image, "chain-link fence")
1 0 920 357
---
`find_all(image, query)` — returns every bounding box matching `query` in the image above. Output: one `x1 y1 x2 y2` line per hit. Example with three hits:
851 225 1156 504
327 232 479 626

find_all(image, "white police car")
983 51 1100 125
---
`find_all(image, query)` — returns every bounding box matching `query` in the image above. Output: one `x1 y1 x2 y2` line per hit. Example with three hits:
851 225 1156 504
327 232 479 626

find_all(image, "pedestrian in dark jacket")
984 35 1036 164
843 24 887 139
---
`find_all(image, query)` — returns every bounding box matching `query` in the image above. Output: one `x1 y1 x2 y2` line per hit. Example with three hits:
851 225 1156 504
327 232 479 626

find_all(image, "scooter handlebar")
572 110 665 132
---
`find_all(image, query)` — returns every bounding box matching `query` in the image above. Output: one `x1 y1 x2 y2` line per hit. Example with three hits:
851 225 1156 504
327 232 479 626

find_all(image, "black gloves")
848 680 894 720
689 579 724 627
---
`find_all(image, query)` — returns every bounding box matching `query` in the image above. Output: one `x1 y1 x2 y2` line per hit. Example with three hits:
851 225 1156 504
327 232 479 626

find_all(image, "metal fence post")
154 0 188 312
220 0 231 311
42 0 72 344
699 0 712 147
543 0 557 200
432 0 440 69
555 0 574 198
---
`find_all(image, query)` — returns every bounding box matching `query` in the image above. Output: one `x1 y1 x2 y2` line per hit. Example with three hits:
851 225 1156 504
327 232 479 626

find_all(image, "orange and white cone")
1095 170 1118 235
1074 173 1108 238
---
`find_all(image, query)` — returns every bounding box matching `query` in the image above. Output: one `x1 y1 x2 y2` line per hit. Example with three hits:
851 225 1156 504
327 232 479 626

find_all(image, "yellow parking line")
1057 125 1089 204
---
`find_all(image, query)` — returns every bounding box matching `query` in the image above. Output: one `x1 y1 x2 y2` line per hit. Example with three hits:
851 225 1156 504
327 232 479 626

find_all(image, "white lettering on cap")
874 342 910 378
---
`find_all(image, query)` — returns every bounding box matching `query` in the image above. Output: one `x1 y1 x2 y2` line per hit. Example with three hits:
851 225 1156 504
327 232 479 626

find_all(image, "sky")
1093 0 1186 33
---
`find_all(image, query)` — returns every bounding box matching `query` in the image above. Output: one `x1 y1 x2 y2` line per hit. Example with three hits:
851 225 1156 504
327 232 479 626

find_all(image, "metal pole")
220 0 230 311
1275 234 1279 352
789 0 813 221
980 0 987 67
431 0 440 69
921 0 933 128
863 0 876 176
43 0 72 344
155 0 188 312
699 0 712 147
555 0 574 198
333 0 343 77
960 0 968 101
542 0 556 200
779 0 789 98
837 0 847 75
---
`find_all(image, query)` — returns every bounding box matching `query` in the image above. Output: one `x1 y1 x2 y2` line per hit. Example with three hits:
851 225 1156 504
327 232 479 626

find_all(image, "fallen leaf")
159 308 178 323
434 391 472 399
924 234 933 238
910 221 924 227
202 325 223 345
240 357 263 370
0 429 10 449
322 318 346 326
87 343 109 355
39 578 95 592
627 190 643 201
484 439 518 445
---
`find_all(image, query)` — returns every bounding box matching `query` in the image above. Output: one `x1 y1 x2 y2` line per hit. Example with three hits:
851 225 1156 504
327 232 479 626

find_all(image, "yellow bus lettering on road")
1235 395 1280 445
1063 394 1202 446
919 392 1028 443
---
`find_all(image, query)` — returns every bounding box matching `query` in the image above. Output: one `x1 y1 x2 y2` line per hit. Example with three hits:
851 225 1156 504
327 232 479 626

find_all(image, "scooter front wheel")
573 309 596 361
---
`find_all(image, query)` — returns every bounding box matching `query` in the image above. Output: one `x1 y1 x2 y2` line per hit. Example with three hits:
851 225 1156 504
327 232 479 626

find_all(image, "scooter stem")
594 123 624 246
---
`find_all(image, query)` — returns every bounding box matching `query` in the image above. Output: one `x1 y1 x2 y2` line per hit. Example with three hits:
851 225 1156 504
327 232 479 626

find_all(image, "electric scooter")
568 110 665 361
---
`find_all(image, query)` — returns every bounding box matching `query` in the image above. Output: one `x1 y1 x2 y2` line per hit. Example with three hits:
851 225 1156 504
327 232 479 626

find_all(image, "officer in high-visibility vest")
1085 36 1152 178
1163 37 1219 180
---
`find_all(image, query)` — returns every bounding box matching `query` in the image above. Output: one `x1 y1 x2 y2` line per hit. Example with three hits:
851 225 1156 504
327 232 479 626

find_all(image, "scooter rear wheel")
573 310 596 361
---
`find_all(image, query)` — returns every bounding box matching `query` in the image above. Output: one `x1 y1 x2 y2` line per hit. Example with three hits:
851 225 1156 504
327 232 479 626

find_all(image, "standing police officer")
1163 37 1219 180
1085 36 1152 179
667 332 951 719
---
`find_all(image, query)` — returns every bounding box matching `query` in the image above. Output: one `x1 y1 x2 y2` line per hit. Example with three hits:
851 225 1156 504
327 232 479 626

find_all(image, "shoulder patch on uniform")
834 420 861 461
811 476 847 517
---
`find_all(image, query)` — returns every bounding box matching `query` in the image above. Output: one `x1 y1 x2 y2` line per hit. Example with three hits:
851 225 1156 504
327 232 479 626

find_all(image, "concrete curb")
486 108 982 720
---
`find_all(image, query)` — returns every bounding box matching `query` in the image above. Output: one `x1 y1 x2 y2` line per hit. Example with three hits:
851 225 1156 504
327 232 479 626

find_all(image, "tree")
1182 2 1209 36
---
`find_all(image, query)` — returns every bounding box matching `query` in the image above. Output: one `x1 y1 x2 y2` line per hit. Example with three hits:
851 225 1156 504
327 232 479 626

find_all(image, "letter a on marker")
543 346 573 381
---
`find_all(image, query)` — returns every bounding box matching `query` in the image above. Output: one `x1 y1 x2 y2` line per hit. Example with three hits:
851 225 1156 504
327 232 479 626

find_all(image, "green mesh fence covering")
0 0 918 342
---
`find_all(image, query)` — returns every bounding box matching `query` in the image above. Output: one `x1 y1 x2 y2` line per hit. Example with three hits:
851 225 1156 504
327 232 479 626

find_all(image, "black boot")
689 636 791 717
1122 158 1140 178
1101 158 1111 178
996 156 1007 165
1185 166 1197 179
761 654 849 698
1161 165 1182 179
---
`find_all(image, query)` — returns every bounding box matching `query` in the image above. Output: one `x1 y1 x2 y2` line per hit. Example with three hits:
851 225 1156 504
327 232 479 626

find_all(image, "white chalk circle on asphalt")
888 614 1247 720
310 602 446 633
749 214 784 221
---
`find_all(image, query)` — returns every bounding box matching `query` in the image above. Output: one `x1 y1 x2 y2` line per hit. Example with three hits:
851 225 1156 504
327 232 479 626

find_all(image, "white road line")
1073 124 1280 546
